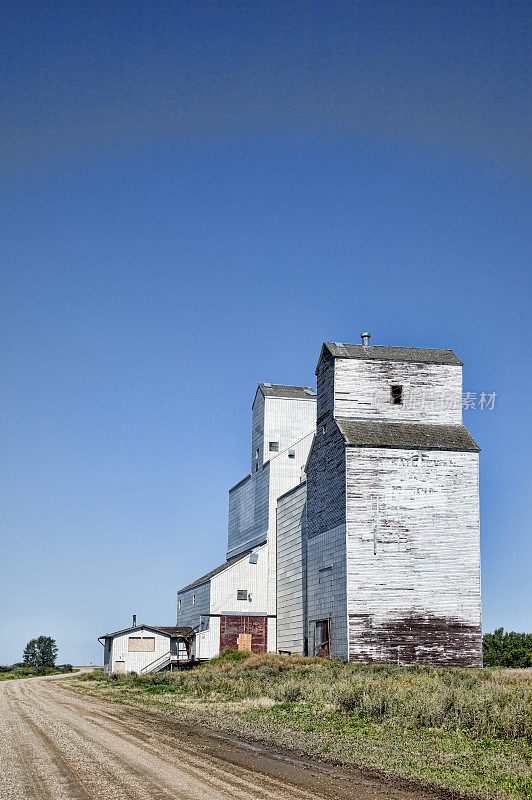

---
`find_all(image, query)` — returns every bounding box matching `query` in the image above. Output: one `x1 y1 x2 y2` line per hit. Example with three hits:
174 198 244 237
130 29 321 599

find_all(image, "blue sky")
1 1 530 665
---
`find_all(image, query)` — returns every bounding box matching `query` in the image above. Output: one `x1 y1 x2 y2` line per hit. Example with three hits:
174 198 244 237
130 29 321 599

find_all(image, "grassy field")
68 652 532 800
0 664 74 681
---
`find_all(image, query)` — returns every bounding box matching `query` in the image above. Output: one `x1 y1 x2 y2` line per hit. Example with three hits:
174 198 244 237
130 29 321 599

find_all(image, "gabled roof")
257 383 316 401
178 547 260 593
335 419 480 452
98 624 194 640
319 342 463 367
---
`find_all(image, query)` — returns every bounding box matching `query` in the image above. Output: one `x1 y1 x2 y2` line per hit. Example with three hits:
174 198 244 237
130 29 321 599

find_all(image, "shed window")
269 441 279 452
288 449 295 459
237 590 248 600
128 637 155 652
255 463 259 472
192 595 196 605
391 385 403 405
255 448 259 459
178 598 182 610
322 423 327 435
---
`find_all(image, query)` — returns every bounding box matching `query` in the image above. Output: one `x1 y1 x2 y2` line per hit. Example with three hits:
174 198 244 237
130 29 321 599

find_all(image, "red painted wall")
219 615 268 653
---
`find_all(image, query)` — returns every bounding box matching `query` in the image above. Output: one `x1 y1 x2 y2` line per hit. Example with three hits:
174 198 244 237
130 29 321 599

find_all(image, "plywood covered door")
114 661 126 673
220 616 267 653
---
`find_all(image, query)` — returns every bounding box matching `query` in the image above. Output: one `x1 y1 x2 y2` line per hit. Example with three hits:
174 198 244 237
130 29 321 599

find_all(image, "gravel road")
0 675 440 800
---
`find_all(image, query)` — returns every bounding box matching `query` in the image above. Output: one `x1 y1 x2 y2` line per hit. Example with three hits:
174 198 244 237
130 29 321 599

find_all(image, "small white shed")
99 619 194 674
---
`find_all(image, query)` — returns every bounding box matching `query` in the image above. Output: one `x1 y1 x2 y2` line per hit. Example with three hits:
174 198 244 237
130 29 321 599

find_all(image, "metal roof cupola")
361 331 371 347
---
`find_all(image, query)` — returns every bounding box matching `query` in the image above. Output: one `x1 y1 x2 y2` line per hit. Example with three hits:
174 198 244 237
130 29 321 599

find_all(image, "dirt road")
0 676 441 800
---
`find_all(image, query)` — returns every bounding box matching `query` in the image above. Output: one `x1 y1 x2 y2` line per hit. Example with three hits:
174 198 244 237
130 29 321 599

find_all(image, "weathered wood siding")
276 482 307 654
345 447 481 666
307 350 346 539
306 523 348 660
334 359 462 425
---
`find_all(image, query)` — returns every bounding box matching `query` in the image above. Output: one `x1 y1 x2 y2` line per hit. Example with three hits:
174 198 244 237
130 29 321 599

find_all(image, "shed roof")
335 419 480 452
258 383 316 400
320 343 463 367
178 547 259 593
98 624 194 640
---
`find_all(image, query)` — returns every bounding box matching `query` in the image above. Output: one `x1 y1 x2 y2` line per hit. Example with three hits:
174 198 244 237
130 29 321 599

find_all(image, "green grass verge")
63 654 532 800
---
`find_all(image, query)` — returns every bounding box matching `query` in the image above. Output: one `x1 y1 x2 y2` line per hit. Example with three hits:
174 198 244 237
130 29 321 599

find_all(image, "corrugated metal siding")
277 482 307 654
251 389 265 471
227 462 270 559
345 447 481 666
177 580 211 630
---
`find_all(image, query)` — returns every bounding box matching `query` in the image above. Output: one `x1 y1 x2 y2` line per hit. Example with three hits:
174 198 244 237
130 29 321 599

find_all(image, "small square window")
237 590 248 601
269 441 279 452
391 385 403 405
288 449 295 458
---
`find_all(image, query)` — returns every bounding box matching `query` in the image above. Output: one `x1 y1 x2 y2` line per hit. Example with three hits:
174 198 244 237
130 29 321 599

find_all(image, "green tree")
483 628 532 668
23 636 58 668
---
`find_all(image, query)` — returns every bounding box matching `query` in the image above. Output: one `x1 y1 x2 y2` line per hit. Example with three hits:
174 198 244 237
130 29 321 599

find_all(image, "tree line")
482 628 532 668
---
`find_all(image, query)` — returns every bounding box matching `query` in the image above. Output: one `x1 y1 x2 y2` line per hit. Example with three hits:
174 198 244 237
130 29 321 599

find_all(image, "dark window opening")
391 385 403 405
255 463 259 471
322 423 327 435
288 449 295 459
269 441 279 452
237 590 248 601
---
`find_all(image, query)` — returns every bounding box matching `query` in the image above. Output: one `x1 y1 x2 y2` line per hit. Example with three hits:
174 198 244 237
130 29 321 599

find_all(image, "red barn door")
219 615 267 653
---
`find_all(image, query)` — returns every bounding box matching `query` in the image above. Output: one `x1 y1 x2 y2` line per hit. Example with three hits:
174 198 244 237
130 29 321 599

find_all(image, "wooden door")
316 620 331 657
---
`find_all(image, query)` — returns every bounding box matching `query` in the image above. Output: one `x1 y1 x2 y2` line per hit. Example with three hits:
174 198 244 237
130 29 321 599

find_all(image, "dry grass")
76 655 532 799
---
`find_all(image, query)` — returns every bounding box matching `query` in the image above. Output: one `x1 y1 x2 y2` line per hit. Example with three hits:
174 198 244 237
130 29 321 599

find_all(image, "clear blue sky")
1 1 530 665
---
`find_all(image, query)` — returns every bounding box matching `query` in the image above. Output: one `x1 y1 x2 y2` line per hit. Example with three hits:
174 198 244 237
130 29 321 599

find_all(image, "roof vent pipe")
361 331 371 347
132 614 136 627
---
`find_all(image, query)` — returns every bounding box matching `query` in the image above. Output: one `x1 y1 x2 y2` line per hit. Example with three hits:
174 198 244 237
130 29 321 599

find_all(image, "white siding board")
345 447 481 666
109 628 170 674
277 483 307 654
306 524 348 660
334 359 462 425
194 544 269 659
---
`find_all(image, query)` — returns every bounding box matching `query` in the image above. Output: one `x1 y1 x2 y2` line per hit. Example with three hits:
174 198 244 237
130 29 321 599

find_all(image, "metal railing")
140 649 189 674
